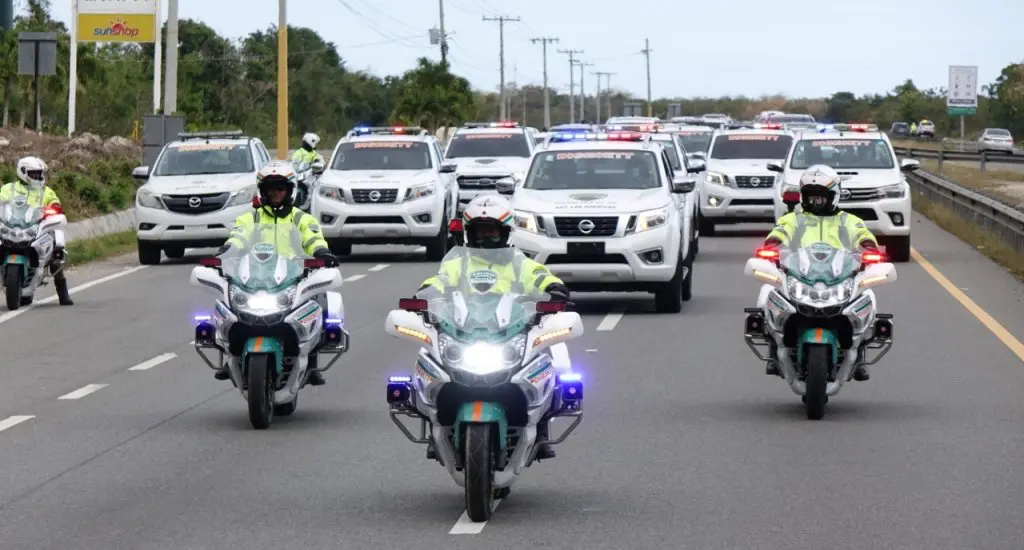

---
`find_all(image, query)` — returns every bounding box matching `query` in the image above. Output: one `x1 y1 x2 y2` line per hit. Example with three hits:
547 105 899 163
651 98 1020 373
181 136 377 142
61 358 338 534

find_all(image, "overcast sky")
46 0 1023 99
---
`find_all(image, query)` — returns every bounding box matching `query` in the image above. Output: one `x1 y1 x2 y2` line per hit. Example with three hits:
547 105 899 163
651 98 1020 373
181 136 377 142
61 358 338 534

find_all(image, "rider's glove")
763 237 782 249
313 248 340 267
546 282 570 302
859 240 879 252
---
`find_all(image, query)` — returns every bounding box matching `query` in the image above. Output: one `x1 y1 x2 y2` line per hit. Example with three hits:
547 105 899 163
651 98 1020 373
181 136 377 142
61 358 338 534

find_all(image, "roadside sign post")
17 32 57 131
947 65 978 140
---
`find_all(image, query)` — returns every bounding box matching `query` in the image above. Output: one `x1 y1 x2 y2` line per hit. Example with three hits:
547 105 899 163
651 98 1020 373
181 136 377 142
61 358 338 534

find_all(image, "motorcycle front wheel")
463 423 495 522
804 346 829 420
247 354 275 429
4 267 21 310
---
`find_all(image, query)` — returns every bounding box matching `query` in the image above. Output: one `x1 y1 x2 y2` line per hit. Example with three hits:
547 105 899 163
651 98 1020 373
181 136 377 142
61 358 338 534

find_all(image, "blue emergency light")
548 131 650 143
349 126 425 136
550 123 593 132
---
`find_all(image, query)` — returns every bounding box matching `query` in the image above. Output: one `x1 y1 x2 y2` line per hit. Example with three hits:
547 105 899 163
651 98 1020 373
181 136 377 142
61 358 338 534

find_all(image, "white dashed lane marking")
345 274 366 282
0 415 34 433
596 309 625 331
368 264 390 272
58 384 108 400
449 499 504 534
129 353 178 371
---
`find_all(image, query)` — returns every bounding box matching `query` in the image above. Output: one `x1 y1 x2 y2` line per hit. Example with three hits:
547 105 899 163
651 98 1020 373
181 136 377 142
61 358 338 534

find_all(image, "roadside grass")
891 138 945 151
66 230 136 268
0 159 140 222
911 190 1024 281
916 160 1024 210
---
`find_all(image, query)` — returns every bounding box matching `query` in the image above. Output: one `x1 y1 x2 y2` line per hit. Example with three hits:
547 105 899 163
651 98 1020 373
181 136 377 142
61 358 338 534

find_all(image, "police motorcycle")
189 225 349 429
0 190 67 310
291 159 324 212
742 242 896 419
383 246 585 522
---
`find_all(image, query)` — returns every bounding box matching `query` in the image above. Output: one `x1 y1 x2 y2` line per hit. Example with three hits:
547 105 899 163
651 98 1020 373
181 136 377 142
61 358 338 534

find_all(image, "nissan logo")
577 219 595 234
368 190 381 202
188 196 202 208
840 189 852 200
750 177 761 186
478 178 493 186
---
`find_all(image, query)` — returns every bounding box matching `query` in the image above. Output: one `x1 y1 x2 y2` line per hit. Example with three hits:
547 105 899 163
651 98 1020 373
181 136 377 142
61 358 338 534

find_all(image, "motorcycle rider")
0 156 72 306
291 132 324 167
214 160 340 386
415 195 571 461
761 164 879 381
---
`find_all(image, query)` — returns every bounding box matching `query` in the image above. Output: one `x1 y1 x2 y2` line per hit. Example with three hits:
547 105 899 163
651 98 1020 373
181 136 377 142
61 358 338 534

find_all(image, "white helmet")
798 164 841 216
256 160 298 216
462 195 513 249
17 156 47 188
302 132 320 149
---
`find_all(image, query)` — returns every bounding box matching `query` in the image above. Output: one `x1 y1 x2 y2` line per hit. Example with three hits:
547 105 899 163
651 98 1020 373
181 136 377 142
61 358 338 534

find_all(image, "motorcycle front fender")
453 401 508 451
242 336 284 374
3 253 29 278
796 327 838 366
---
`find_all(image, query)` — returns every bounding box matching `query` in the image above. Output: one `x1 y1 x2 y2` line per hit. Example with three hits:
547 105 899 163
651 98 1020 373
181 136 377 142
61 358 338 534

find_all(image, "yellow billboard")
77 13 156 43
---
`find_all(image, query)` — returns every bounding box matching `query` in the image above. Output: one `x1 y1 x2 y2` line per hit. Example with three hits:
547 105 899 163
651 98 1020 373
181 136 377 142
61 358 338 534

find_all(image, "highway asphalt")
0 214 1021 549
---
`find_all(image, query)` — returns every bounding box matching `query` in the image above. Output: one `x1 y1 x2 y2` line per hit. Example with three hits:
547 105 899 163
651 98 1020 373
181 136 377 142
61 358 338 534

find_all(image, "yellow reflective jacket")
0 182 60 207
225 207 328 257
291 148 323 166
420 249 564 296
767 211 877 250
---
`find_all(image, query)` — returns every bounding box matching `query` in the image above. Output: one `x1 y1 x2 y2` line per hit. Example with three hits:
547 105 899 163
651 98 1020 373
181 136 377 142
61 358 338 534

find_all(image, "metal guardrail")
905 168 1024 254
894 146 1024 171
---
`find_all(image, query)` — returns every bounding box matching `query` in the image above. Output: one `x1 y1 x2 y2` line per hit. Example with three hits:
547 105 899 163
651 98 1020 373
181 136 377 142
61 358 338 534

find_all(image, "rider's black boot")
308 370 326 386
426 440 437 459
214 370 230 380
50 257 73 306
535 420 556 460
853 364 871 381
766 343 780 376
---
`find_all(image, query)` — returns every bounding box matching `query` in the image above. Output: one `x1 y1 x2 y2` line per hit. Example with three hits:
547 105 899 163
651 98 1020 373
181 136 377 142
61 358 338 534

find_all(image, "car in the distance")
977 128 1015 154
440 121 535 217
132 130 270 265
915 120 936 138
768 127 918 262
889 121 911 137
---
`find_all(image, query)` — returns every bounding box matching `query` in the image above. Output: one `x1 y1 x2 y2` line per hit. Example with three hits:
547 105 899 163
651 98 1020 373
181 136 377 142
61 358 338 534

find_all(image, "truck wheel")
137 240 161 265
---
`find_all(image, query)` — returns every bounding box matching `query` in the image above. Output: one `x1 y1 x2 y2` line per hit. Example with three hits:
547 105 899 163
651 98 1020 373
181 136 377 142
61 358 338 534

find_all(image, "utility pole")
558 48 583 123
164 0 180 115
591 70 602 122
276 0 289 159
482 15 520 120
530 37 559 128
595 71 614 123
576 61 593 121
640 38 652 117
437 0 448 64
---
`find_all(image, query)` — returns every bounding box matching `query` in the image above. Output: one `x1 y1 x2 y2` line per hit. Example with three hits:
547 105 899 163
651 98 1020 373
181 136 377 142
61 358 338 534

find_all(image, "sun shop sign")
76 0 158 43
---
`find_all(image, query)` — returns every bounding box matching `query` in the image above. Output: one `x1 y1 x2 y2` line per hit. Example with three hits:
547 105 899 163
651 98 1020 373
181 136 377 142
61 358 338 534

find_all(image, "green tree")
391 58 476 130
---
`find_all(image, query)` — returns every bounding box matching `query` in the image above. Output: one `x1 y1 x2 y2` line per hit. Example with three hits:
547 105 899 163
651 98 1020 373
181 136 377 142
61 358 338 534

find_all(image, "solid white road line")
368 264 390 272
0 265 149 325
415 247 426 252
58 384 108 400
0 415 34 433
449 499 504 534
129 352 178 371
596 310 625 331
345 274 366 282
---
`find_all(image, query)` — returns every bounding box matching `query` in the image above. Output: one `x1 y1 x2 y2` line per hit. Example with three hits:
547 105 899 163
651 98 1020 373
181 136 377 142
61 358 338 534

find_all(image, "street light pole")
276 0 289 159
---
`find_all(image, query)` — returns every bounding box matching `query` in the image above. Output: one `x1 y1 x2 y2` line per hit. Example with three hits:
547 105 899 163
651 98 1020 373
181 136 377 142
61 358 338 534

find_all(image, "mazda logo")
577 219 595 234
840 189 851 200
188 196 201 208
368 190 381 202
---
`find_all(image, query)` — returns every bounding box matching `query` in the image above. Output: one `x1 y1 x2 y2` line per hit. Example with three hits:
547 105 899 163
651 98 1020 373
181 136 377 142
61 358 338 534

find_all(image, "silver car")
977 128 1015 154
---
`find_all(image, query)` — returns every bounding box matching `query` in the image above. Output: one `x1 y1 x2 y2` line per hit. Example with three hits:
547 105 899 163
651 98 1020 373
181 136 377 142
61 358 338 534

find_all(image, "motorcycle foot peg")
193 316 215 345
744 311 765 335
387 376 412 405
873 317 893 340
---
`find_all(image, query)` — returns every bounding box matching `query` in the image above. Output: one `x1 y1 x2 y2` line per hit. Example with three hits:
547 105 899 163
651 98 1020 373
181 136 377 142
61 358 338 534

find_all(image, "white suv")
501 130 700 313
440 121 536 216
769 129 918 262
311 126 456 261
699 127 794 236
132 131 270 265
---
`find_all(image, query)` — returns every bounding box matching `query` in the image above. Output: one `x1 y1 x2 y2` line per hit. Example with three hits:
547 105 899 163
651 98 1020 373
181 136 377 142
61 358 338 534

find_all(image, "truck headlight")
136 188 164 209
705 172 727 186
632 207 669 233
879 183 905 199
513 210 541 233
405 182 435 201
317 186 347 203
225 186 258 207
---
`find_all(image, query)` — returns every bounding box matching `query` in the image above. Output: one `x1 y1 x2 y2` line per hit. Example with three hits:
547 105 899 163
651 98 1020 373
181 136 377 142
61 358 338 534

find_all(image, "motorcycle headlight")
787 278 810 301
136 188 164 209
513 210 541 233
230 286 295 314
405 182 435 201
225 186 258 207
317 185 347 203
439 334 526 375
879 183 906 199
632 206 669 233
705 171 728 186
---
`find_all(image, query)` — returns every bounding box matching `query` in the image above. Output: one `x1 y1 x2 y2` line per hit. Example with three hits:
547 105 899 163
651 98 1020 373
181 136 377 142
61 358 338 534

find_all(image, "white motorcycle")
291 159 324 212
743 242 896 419
0 190 68 310
384 246 585 522
190 225 349 429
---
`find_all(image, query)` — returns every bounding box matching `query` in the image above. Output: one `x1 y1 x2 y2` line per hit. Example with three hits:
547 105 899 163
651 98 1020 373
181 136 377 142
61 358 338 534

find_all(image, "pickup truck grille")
553 216 618 237
734 175 775 189
162 192 229 214
457 175 508 189
351 189 398 203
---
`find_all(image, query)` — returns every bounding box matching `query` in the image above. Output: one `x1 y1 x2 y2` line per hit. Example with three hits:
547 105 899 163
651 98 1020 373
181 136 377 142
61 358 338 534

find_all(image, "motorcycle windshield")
780 242 861 286
426 246 546 343
220 224 307 292
0 189 44 229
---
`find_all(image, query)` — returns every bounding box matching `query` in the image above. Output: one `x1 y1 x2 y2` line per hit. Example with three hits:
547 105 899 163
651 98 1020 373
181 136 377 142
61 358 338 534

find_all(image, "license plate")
567 242 605 256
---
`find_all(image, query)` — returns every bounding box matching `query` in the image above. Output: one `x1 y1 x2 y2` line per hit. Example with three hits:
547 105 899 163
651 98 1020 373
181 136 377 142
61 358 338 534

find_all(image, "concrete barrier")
65 208 135 243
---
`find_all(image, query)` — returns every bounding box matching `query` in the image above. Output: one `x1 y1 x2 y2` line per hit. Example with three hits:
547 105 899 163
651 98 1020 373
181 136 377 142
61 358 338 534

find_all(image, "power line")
557 48 583 123
530 37 559 128
482 15 520 120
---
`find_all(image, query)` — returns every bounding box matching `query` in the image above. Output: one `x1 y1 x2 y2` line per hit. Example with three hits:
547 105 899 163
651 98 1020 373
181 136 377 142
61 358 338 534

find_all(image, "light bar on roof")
549 131 648 142
753 123 783 130
463 121 520 128
349 126 426 136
